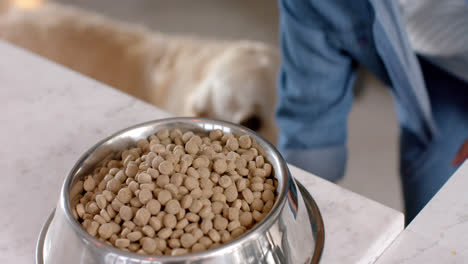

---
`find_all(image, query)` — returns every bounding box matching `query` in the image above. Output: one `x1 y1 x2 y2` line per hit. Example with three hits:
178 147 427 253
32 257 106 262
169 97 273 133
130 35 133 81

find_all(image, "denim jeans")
400 57 468 223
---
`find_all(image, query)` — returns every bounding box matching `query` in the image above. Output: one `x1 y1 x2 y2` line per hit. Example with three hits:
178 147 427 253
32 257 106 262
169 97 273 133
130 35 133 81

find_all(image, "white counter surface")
0 41 404 263
376 161 468 263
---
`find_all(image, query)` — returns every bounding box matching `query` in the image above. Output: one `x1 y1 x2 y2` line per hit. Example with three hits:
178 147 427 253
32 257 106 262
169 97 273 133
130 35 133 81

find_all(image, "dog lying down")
0 3 280 143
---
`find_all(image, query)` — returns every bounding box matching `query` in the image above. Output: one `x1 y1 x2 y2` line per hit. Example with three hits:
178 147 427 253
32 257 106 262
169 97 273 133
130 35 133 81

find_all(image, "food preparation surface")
0 41 403 263
376 162 468 264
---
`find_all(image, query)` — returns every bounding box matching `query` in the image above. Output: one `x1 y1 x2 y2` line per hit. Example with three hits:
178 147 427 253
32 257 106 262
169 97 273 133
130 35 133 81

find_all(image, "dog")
0 3 280 143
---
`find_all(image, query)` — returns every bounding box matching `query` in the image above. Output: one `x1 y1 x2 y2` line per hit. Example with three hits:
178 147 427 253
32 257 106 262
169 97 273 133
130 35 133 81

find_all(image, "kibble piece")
115 238 130 249
251 199 264 212
106 178 121 193
212 158 227 174
209 129 223 140
192 228 204 241
157 190 172 205
213 215 228 231
137 172 152 184
199 236 213 248
263 200 274 214
175 218 189 230
171 229 184 239
94 214 106 225
232 199 242 210
184 176 199 191
224 185 238 202
200 218 213 234
86 202 100 215
149 217 162 231
134 208 151 226
157 129 169 140
127 231 143 242
208 229 221 242
191 243 206 253
168 238 181 249
220 230 231 243
227 220 241 232
198 205 212 219
238 135 252 149
211 193 226 203
231 227 246 239
189 199 203 213
262 189 275 202
164 184 179 197
241 188 254 204
102 190 114 202
98 223 114 239
171 173 184 187
218 176 232 188
76 204 86 218
252 191 262 199
228 207 240 221
180 233 196 248
184 223 198 233
264 163 272 176
130 197 143 208
117 188 133 204
185 140 199 155
163 214 177 229
193 156 210 168
165 199 181 215
100 209 111 222
239 211 253 227
123 220 136 230
181 195 193 209
142 225 156 238
156 174 170 188
141 237 157 253
86 221 100 237
157 227 173 239
128 243 140 252
120 227 132 238
125 162 138 178
138 189 153 204
83 177 96 192
146 199 161 215
128 181 140 194
253 168 266 178
252 210 264 222
158 160 174 175
211 202 224 215
190 188 203 199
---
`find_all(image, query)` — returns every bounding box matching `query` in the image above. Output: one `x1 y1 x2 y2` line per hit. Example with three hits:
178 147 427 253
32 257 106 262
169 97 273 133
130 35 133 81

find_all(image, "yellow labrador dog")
0 3 279 143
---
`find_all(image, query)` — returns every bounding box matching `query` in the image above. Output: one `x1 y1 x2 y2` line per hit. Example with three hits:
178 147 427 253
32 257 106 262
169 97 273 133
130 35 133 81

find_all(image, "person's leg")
400 56 468 224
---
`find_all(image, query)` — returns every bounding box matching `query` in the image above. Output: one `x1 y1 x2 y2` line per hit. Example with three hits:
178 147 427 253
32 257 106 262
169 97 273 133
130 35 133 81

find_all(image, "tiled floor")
26 0 405 211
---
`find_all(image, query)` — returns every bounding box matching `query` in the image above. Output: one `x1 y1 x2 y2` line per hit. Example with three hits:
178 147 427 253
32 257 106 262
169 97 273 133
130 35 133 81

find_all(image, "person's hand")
452 138 468 166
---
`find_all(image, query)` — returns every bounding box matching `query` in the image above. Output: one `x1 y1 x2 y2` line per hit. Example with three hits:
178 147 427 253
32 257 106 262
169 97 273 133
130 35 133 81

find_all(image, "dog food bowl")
36 117 324 264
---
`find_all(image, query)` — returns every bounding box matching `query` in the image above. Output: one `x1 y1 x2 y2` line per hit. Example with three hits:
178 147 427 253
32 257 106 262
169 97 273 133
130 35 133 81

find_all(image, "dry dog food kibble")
71 128 278 256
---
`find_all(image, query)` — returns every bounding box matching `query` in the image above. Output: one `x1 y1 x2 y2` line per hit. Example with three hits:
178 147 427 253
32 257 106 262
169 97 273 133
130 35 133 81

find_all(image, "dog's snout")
240 115 262 131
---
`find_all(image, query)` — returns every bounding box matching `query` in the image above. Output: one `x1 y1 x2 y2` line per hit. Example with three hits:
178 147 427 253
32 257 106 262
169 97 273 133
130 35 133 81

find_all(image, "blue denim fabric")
400 57 468 223
277 0 465 221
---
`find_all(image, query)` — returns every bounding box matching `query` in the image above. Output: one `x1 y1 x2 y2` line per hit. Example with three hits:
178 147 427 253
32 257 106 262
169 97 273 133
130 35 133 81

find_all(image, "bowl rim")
61 117 292 261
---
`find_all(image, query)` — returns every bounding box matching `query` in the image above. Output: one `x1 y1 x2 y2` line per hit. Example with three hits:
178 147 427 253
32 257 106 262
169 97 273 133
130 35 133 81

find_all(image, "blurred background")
4 0 403 211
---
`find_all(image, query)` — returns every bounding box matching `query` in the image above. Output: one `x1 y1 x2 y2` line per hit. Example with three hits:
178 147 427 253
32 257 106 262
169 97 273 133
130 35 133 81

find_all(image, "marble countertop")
375 161 468 263
0 41 404 263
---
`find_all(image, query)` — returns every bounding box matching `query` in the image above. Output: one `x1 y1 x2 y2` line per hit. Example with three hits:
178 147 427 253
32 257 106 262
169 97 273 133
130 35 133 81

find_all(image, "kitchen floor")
41 0 404 212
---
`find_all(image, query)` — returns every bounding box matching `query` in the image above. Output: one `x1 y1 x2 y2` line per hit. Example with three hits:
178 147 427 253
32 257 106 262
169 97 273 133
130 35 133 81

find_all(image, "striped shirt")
400 0 468 83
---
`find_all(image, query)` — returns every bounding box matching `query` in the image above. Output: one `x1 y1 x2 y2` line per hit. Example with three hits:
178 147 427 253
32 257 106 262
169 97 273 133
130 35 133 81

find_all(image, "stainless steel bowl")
40 118 324 264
